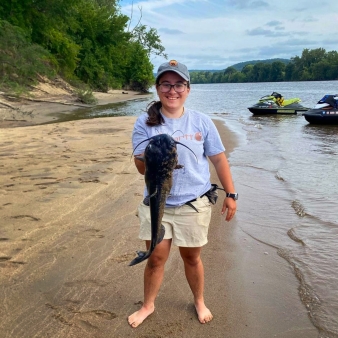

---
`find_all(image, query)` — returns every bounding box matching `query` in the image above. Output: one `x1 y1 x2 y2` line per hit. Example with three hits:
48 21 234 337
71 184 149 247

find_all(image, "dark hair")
146 100 164 126
146 75 190 126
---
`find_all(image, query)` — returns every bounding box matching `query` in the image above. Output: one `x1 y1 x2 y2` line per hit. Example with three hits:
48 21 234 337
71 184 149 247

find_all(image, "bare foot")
128 305 154 328
195 303 213 324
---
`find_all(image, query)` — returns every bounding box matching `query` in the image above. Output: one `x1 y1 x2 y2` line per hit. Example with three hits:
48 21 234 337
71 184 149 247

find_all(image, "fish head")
144 134 178 169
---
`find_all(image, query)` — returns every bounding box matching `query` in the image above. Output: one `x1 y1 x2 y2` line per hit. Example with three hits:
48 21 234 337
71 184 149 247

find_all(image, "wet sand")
0 112 318 336
0 89 150 128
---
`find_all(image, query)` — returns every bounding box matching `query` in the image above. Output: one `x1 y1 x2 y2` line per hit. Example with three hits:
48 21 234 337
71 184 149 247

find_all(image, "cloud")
246 27 290 37
120 0 338 70
226 0 269 9
159 28 185 35
266 20 283 27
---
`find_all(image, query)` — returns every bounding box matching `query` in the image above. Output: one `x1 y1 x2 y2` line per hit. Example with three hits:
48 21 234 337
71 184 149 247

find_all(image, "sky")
119 0 338 71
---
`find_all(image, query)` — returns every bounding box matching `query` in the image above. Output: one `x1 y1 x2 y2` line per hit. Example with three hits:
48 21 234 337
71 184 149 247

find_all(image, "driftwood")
0 99 16 110
20 96 90 107
0 93 90 108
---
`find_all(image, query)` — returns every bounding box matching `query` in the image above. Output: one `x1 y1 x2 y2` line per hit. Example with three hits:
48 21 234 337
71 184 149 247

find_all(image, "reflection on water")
189 81 338 337
43 96 155 125
303 123 338 139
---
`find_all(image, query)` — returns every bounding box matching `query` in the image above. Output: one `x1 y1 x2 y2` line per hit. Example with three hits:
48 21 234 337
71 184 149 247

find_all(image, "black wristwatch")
225 192 238 200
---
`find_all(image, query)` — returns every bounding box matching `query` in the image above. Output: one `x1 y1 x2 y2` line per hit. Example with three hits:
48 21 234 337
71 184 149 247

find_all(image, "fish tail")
129 225 165 266
129 250 151 266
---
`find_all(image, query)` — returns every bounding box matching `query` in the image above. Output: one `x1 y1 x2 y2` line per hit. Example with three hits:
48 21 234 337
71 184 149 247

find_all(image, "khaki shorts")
137 196 212 247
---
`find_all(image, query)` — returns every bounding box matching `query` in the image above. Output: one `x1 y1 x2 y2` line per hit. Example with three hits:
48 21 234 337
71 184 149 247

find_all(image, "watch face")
227 193 238 200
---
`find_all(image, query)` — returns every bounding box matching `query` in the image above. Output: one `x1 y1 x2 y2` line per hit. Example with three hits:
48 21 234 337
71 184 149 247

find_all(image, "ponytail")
146 101 164 126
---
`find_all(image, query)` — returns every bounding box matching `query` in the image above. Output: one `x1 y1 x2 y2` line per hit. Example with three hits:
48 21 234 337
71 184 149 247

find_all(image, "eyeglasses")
158 83 187 93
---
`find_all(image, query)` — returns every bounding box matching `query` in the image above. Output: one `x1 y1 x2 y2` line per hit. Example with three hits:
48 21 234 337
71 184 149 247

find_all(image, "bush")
0 20 56 93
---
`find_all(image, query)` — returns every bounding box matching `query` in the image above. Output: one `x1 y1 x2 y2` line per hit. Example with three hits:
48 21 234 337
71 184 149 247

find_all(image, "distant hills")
189 58 290 73
230 58 290 71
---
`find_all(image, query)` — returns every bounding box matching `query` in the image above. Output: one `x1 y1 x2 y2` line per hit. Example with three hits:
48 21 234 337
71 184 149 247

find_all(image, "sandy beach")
0 84 151 128
0 92 318 337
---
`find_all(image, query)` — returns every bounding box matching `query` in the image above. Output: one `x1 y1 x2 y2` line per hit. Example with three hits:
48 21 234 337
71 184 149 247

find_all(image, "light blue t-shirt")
132 109 225 207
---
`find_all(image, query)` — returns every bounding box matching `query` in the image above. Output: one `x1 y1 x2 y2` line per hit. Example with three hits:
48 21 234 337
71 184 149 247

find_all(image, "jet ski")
248 92 309 115
303 94 338 124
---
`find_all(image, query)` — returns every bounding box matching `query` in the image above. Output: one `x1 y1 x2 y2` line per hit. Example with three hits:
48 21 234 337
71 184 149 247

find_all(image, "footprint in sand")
0 255 11 262
46 302 117 330
78 178 100 183
11 215 40 221
64 279 109 288
111 253 136 263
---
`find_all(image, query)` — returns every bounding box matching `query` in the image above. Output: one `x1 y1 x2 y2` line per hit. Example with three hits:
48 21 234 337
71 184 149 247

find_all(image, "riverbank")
0 111 317 336
0 88 151 128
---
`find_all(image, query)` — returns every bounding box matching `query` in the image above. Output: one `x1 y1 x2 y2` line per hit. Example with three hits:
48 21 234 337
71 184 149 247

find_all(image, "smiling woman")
128 59 238 328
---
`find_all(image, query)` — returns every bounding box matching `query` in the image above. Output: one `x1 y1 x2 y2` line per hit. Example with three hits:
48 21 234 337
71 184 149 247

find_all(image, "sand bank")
0 89 151 128
0 111 317 336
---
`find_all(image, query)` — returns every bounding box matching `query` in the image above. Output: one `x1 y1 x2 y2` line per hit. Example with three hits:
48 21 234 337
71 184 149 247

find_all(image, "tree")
0 0 166 91
270 61 285 82
0 20 55 92
241 64 254 82
223 66 238 82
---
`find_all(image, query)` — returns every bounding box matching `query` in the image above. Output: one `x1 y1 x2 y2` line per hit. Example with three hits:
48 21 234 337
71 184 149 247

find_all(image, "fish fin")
175 164 184 169
143 195 150 206
157 224 165 244
129 250 150 266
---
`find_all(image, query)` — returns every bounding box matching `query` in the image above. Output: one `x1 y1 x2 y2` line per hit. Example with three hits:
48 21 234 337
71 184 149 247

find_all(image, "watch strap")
225 192 238 200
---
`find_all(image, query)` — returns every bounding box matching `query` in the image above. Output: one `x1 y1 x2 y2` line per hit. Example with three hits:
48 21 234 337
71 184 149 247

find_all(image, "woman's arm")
208 152 237 222
134 155 145 175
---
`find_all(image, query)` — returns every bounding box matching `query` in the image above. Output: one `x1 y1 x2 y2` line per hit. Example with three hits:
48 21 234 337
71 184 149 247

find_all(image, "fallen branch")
0 99 16 109
18 97 90 107
0 92 90 107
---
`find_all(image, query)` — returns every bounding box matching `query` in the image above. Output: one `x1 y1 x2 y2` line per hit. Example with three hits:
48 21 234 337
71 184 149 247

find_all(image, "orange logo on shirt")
195 132 202 141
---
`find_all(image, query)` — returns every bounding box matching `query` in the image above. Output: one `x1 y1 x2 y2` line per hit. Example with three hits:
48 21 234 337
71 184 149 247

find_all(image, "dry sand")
0 96 318 337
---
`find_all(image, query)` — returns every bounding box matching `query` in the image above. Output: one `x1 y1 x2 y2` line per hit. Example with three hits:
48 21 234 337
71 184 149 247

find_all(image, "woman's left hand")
221 197 237 222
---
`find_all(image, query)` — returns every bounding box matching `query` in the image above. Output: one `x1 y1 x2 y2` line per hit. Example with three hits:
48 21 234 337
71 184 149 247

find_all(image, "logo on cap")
169 60 178 67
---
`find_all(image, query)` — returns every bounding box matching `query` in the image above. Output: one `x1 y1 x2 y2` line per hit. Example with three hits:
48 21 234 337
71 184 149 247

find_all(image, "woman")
128 60 237 328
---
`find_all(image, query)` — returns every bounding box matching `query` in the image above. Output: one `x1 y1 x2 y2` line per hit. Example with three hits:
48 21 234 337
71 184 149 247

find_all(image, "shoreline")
0 96 317 336
210 120 317 337
0 89 151 128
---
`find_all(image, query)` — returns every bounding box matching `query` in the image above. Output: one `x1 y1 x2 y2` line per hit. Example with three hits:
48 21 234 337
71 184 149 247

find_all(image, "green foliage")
131 25 167 59
0 0 166 93
190 49 338 84
123 42 155 92
76 89 98 104
0 19 56 93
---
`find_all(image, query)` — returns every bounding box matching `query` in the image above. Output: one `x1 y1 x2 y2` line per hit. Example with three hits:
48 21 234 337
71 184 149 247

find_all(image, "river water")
59 81 338 337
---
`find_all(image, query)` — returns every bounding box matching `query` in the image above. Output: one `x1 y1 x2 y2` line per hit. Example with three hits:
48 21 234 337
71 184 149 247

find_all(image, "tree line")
0 0 166 97
1 0 337 97
190 48 338 84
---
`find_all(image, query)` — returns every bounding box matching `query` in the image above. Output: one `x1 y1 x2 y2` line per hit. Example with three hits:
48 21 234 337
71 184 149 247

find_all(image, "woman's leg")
128 238 172 328
179 246 213 324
